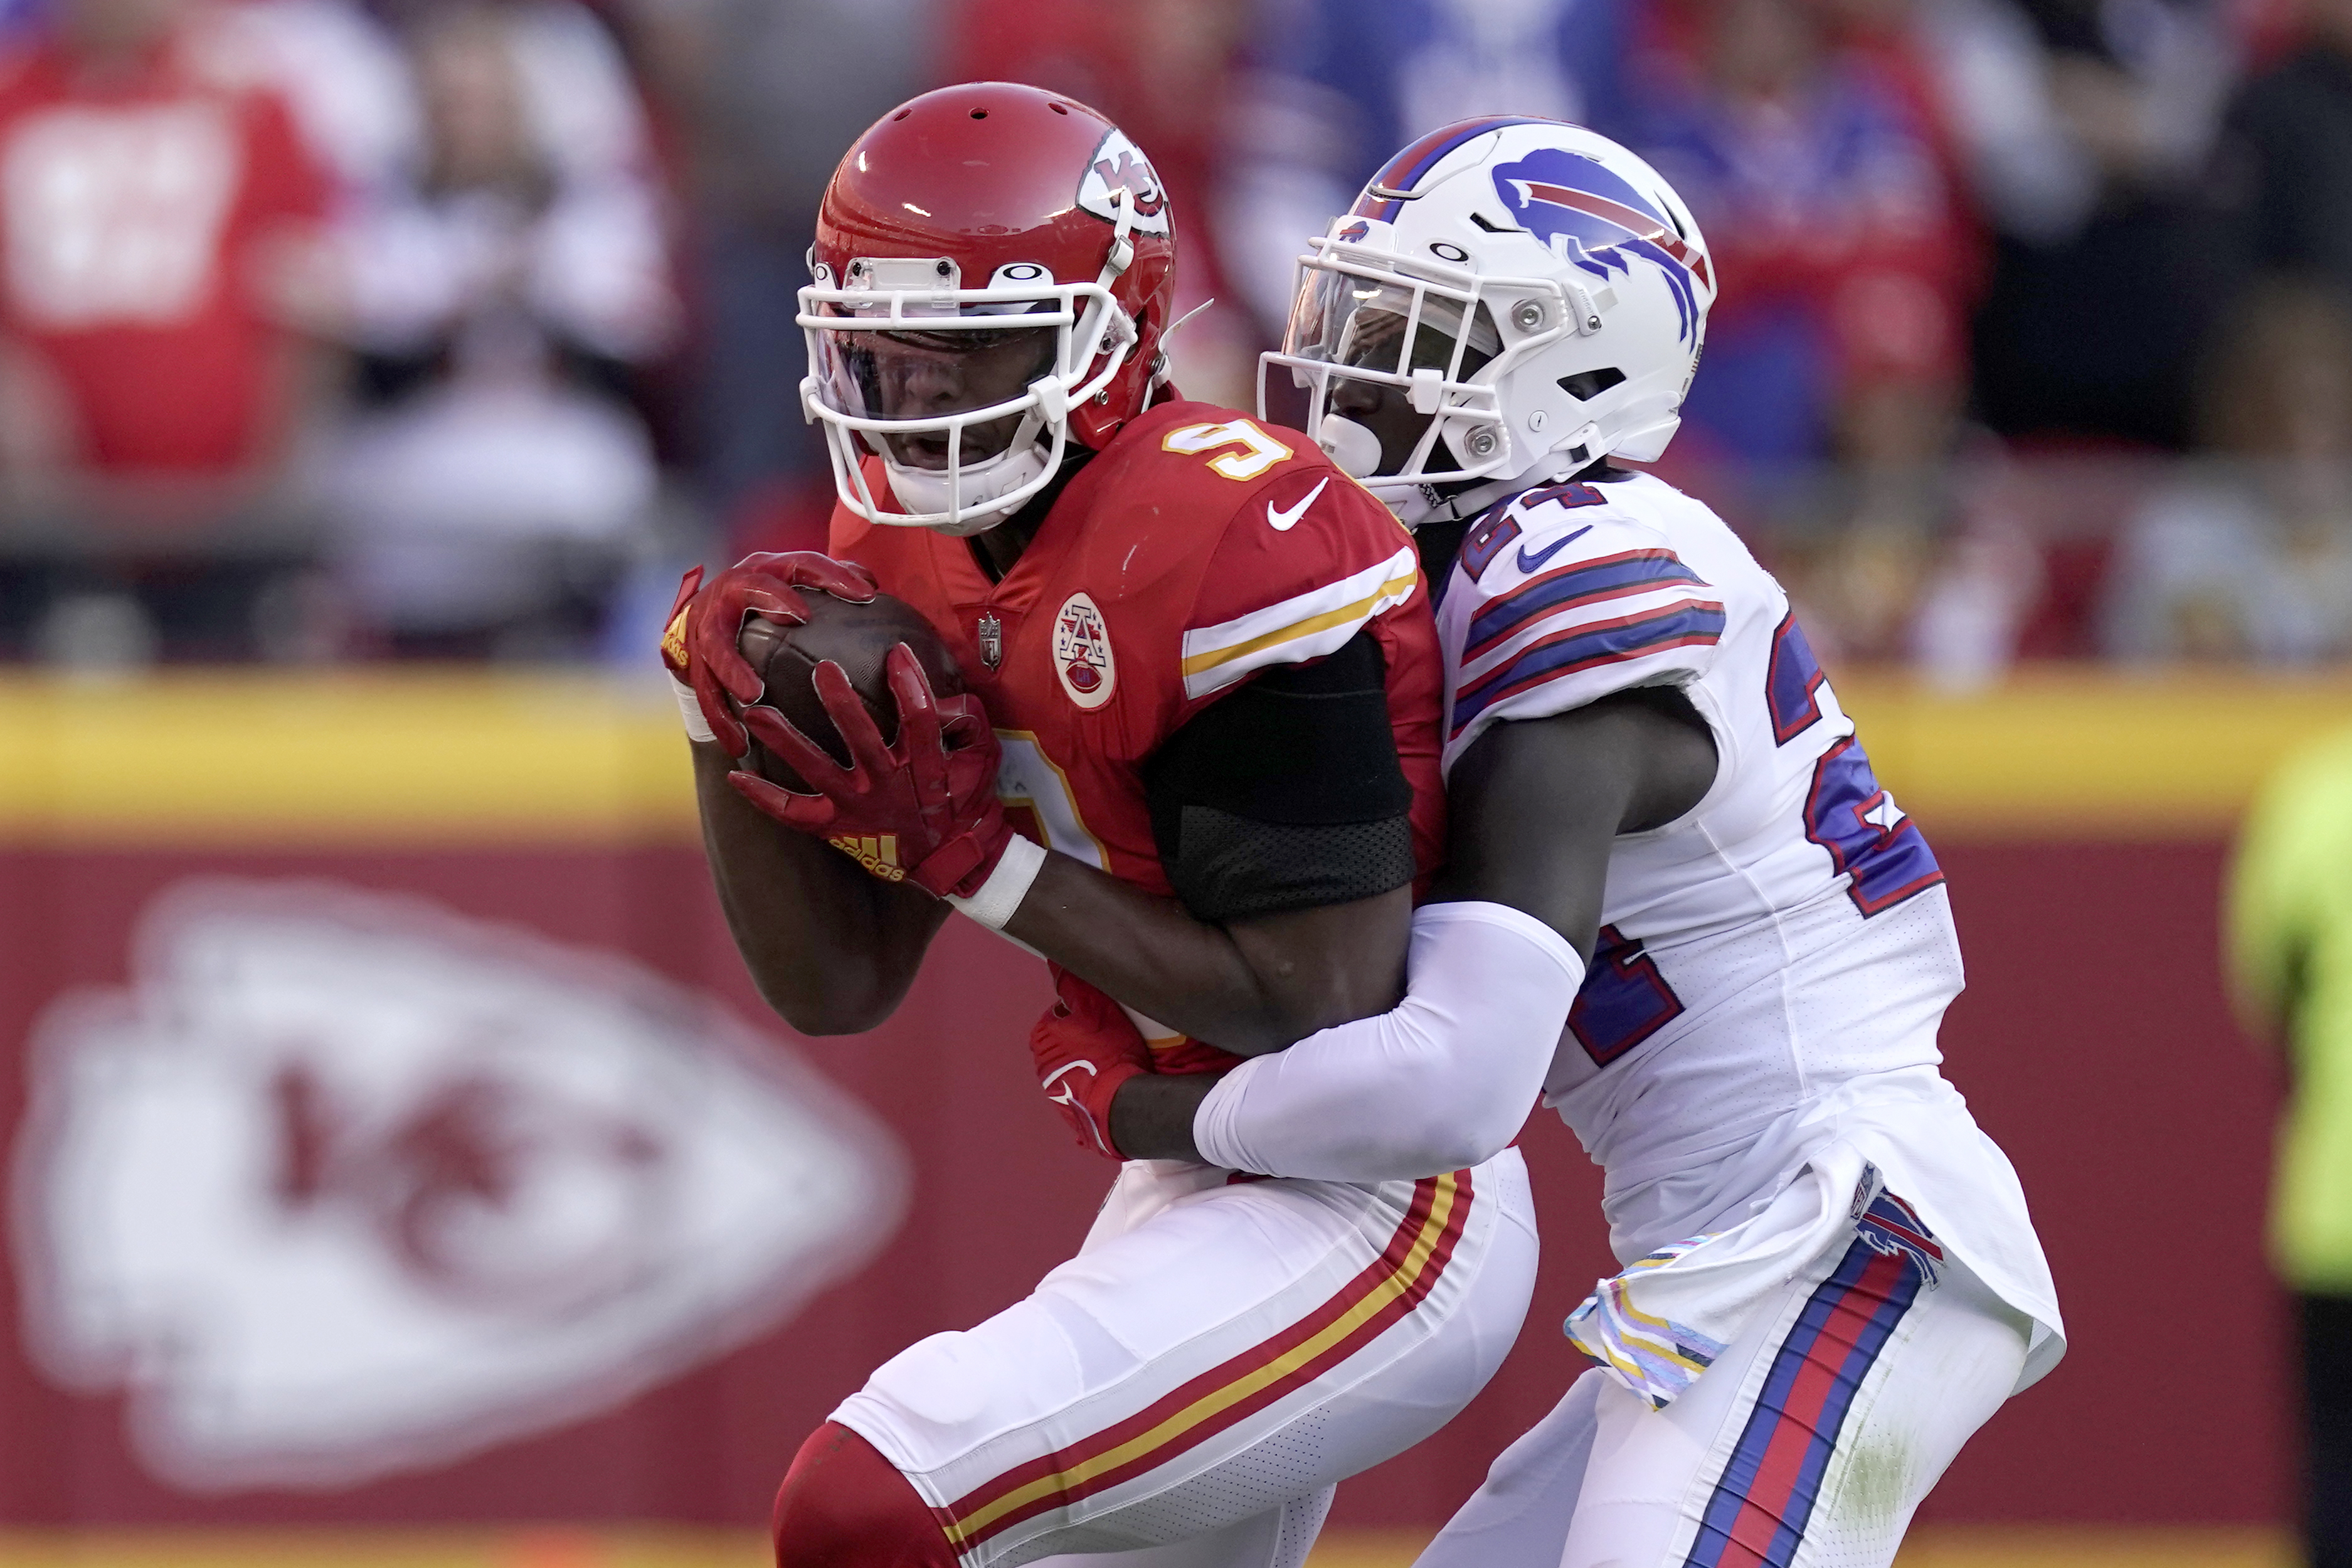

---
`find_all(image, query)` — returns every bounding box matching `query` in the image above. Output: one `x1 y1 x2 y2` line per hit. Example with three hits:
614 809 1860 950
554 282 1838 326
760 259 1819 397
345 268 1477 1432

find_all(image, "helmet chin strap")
1319 410 1527 529
1321 405 1601 528
1316 415 1382 478
887 440 1051 536
1392 451 1592 529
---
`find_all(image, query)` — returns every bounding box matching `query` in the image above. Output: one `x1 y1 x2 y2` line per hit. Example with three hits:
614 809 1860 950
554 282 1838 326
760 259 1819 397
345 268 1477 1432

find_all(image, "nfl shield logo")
977 611 1003 670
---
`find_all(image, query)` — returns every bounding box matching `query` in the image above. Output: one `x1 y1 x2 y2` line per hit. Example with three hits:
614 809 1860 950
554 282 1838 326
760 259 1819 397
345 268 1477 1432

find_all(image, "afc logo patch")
1052 591 1117 710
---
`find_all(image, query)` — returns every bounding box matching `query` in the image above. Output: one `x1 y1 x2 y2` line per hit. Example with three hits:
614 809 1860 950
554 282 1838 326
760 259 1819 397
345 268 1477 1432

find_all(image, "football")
736 588 965 790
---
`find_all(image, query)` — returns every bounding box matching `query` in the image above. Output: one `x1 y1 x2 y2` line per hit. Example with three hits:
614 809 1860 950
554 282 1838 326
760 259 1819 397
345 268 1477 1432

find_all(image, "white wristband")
671 674 717 744
946 834 1047 930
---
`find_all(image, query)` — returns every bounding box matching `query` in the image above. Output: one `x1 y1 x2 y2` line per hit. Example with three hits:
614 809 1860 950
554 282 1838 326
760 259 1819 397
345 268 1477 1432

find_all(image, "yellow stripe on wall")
1838 671 2352 840
2 668 2350 845
0 672 697 847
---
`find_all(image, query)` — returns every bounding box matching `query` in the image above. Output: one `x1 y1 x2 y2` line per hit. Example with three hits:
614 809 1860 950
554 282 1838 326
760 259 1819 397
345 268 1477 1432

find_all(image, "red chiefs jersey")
0 24 329 474
830 398 1446 1074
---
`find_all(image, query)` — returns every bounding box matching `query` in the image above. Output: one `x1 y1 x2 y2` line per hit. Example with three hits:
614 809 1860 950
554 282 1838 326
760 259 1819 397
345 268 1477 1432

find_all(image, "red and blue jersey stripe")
1680 1212 1931 1568
1353 116 1561 221
1450 600 1725 738
1463 549 1710 662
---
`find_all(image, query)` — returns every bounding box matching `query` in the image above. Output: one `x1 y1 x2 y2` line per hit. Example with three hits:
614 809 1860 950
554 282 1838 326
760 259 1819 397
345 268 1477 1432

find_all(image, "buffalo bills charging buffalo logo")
1491 150 1710 346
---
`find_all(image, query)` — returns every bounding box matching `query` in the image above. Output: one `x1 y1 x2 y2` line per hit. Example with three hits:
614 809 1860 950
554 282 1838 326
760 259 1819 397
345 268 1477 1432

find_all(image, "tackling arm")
1003 627 1426 1056
1128 687 1719 1171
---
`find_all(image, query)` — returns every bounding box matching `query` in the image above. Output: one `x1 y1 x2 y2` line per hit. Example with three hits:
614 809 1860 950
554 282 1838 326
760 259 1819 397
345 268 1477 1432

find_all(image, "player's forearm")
1188 902 1581 1180
1002 853 1411 1057
1109 1073 1219 1161
693 744 948 1034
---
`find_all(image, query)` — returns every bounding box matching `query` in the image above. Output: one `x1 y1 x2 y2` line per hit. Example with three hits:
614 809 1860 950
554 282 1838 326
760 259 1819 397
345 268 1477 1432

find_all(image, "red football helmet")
800 83 1179 536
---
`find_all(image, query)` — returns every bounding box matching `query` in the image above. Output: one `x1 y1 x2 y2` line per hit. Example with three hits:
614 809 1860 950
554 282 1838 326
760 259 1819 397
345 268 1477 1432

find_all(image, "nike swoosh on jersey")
1266 476 1331 531
1516 524 1594 574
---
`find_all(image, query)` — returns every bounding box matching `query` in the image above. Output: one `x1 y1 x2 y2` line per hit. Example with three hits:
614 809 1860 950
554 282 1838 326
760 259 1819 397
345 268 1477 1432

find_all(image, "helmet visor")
813 314 1059 467
1281 268 1503 481
1285 273 1501 385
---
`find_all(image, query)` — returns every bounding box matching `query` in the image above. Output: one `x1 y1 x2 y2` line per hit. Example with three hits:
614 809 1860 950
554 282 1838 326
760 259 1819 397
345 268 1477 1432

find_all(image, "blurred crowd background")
3 0 2348 1552
0 0 2348 677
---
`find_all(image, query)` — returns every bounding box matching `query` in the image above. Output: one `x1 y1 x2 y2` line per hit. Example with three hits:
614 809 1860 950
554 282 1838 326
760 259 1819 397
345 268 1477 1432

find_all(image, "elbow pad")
1192 901 1583 1181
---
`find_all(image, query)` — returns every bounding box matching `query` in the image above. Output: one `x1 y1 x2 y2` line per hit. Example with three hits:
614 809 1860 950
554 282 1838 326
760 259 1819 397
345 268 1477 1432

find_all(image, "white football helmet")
1261 117 1715 524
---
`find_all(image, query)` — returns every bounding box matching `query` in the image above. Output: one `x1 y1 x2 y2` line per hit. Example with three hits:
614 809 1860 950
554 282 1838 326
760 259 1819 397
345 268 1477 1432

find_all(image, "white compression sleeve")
1191 901 1583 1181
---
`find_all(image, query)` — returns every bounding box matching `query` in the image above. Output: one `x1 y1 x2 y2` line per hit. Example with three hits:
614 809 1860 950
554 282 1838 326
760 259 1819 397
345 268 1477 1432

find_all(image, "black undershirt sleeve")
1143 630 1417 923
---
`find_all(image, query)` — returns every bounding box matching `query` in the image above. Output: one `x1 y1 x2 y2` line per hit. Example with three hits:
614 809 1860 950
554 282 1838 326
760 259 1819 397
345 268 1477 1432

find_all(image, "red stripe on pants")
1717 1249 1909 1568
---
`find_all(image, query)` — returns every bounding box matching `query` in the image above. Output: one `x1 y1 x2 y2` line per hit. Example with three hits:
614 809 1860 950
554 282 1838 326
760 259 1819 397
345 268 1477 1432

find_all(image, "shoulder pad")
1440 477 1725 761
1179 463 1419 703
1454 478 1674 590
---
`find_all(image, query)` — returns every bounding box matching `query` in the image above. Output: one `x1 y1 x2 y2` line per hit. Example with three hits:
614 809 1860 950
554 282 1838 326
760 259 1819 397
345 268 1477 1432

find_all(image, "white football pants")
834 1150 1539 1568
1414 1235 2031 1568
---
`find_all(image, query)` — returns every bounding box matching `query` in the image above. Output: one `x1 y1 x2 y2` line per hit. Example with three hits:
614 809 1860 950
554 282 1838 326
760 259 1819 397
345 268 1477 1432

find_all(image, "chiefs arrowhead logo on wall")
11 879 908 1492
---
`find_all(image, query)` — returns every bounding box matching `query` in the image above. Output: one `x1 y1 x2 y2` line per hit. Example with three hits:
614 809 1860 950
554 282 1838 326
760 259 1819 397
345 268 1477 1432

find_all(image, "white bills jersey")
1434 468 2063 1385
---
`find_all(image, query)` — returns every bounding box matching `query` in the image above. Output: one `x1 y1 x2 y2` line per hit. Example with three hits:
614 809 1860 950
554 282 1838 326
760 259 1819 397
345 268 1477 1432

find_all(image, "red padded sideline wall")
0 672 2332 1533
0 839 2289 1530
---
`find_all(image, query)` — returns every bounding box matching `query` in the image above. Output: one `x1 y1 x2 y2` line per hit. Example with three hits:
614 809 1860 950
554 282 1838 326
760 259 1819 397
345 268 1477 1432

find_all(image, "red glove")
662 551 879 755
730 644 1015 898
1030 973 1155 1160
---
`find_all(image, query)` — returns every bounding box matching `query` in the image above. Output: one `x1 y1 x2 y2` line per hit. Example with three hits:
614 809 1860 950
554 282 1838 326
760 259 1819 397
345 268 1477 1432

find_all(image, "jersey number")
1518 480 1609 511
1458 507 1522 585
1764 611 1828 746
1569 925 1685 1067
1163 420 1295 480
993 733 1107 869
1803 737 1944 916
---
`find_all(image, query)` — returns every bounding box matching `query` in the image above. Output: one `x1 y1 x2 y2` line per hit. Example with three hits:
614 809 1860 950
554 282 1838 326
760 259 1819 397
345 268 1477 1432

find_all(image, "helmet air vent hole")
1468 212 1515 234
893 109 911 121
1558 368 1628 401
971 108 988 119
1049 102 1071 114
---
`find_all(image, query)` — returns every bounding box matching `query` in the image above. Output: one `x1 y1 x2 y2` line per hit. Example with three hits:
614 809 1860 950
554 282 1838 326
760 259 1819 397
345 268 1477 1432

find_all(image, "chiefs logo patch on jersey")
1052 591 1118 710
1076 129 1171 236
